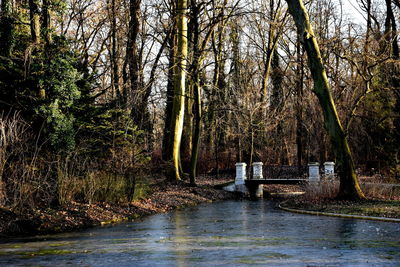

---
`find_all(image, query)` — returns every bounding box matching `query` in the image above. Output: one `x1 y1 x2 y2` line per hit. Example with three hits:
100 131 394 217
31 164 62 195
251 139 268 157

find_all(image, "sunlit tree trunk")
168 0 188 181
285 0 365 200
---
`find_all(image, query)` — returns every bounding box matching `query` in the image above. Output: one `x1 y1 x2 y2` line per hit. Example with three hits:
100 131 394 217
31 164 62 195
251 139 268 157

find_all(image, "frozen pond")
0 200 399 266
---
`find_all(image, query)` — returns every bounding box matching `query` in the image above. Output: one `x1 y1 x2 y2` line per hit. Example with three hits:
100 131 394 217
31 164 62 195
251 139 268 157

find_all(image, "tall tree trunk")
270 50 289 164
260 0 285 104
285 0 365 200
111 0 120 105
231 19 243 164
365 0 372 52
168 0 188 181
0 0 14 57
385 0 400 170
188 0 220 185
189 54 201 184
181 81 193 171
42 0 52 44
295 33 305 168
127 0 142 121
207 0 227 153
384 0 399 58
188 0 201 186
29 0 41 43
162 27 176 161
181 1 196 170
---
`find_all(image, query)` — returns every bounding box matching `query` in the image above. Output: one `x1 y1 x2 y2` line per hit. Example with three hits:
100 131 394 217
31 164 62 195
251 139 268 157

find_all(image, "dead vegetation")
0 176 235 237
279 174 400 219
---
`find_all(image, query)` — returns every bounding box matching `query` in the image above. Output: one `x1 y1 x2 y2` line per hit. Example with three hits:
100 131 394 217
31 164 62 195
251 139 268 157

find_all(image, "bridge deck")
245 179 307 185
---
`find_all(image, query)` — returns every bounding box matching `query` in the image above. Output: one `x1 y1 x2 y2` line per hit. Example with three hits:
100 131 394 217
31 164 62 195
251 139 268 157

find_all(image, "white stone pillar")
235 163 247 185
308 162 320 182
324 161 335 179
252 162 263 179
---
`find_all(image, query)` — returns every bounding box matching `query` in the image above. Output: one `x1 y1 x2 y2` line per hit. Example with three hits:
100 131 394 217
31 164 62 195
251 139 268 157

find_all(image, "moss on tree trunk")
285 0 365 200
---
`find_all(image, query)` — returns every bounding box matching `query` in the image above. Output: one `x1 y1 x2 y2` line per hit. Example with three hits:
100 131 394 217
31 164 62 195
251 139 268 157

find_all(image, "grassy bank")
280 198 400 219
269 179 400 220
0 176 235 237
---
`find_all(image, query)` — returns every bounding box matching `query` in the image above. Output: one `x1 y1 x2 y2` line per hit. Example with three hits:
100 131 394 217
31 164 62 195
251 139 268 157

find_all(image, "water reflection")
172 210 189 267
0 200 399 266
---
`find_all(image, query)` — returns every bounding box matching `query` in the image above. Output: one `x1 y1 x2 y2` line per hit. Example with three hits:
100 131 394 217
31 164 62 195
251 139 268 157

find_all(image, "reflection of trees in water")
172 210 189 267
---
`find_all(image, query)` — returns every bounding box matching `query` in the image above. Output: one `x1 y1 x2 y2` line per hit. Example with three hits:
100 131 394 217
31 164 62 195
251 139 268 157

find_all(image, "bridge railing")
260 165 307 180
235 162 335 185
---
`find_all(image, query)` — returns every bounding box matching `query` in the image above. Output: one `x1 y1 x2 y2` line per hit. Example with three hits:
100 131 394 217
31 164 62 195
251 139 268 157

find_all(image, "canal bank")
1 200 399 266
279 198 400 220
0 176 236 237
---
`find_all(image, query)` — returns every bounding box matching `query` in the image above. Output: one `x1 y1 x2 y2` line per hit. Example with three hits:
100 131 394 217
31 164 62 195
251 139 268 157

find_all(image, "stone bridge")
225 162 335 199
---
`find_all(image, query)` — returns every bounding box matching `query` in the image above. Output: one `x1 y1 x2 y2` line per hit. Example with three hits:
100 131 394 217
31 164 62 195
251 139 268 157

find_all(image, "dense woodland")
0 0 399 208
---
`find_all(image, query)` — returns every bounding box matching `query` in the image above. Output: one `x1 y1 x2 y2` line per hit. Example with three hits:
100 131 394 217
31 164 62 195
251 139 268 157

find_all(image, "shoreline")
278 203 400 223
2 180 399 238
0 177 236 238
277 197 400 221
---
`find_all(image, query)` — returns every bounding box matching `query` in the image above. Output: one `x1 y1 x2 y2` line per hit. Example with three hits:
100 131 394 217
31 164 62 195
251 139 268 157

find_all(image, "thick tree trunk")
188 0 220 185
285 0 365 200
127 0 142 121
42 0 52 44
384 0 399 58
162 28 176 161
168 0 188 181
189 0 200 186
189 70 201 186
29 0 41 43
385 0 400 170
270 50 289 164
181 85 193 170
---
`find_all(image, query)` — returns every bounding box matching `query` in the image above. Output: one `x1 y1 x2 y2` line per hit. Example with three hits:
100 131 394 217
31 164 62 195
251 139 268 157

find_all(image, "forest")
0 0 399 211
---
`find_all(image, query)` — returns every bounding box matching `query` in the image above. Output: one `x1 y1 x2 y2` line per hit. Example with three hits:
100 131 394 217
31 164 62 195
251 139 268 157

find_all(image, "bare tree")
285 0 365 200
